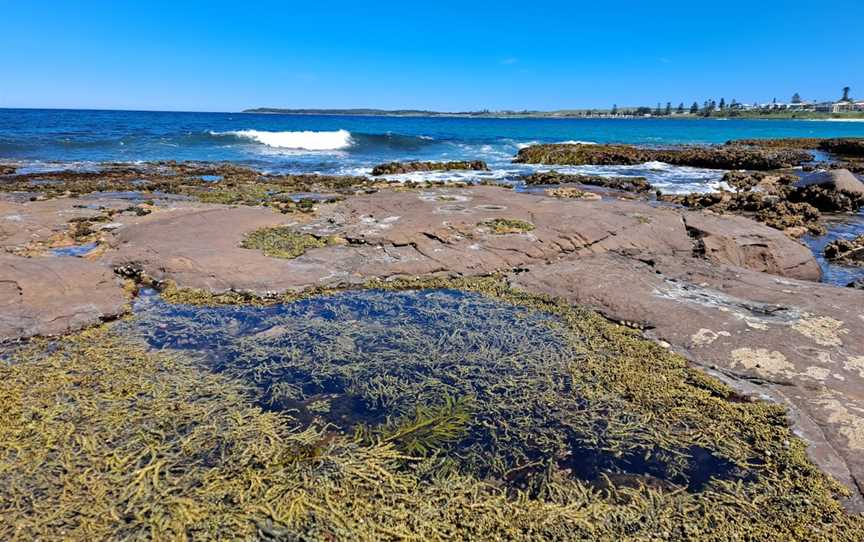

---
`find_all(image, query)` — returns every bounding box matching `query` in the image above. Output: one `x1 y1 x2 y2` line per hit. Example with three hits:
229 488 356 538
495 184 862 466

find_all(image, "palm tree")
841 87 851 101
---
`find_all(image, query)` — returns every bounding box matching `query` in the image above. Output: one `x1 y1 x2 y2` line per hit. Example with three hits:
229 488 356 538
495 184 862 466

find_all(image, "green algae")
480 218 536 234
3 278 864 540
240 226 341 259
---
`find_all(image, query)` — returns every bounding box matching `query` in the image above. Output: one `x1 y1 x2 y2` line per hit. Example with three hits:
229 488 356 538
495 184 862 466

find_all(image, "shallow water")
121 287 746 493
49 242 97 257
803 211 864 286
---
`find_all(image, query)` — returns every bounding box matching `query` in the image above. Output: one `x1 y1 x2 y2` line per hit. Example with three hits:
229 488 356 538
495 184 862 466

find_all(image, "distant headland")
245 88 864 120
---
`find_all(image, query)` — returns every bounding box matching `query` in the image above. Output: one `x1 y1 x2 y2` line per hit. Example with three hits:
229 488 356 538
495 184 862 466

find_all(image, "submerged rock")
371 160 488 176
514 143 812 170
522 171 652 192
825 235 864 266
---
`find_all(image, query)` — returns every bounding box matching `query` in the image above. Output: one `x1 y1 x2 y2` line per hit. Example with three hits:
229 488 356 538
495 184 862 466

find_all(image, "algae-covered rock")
371 160 488 176
514 143 812 170
825 235 864 266
522 171 652 192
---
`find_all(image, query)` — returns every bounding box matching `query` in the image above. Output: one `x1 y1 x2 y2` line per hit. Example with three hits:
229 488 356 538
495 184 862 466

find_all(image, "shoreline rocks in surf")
513 143 812 170
371 160 488 176
521 171 653 192
825 235 864 266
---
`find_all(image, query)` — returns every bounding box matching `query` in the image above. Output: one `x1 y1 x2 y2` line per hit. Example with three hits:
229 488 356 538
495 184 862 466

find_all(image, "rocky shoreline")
2 142 864 536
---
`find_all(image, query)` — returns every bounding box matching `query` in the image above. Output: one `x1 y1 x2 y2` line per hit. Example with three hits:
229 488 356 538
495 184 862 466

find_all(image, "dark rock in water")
848 278 864 289
791 170 864 213
726 137 824 149
371 160 488 176
727 137 864 157
721 170 798 193
513 143 812 170
0 165 16 176
797 169 864 196
820 138 864 157
825 235 864 266
521 171 652 192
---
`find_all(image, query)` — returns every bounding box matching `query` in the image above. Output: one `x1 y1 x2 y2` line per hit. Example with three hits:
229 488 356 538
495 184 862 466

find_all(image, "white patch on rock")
844 356 864 378
792 314 848 347
729 348 794 378
691 328 731 346
814 395 864 451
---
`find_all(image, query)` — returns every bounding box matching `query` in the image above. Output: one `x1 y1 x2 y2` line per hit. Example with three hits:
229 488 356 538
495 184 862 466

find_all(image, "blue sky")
1 0 861 112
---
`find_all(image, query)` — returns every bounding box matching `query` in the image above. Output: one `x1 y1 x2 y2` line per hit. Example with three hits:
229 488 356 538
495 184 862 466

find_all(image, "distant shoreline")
243 107 864 121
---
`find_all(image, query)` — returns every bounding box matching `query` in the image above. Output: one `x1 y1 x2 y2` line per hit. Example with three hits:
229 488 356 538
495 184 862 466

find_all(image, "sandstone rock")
683 212 821 280
105 186 820 295
508 252 864 511
0 254 128 341
371 160 488 176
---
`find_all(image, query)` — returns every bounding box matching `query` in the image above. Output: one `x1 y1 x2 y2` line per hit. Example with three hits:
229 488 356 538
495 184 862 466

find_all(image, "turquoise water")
2 108 863 185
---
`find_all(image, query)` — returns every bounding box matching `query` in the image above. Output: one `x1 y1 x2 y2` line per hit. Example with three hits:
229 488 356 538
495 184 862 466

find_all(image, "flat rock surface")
4 185 863 508
0 253 128 341
509 252 864 511
106 186 819 292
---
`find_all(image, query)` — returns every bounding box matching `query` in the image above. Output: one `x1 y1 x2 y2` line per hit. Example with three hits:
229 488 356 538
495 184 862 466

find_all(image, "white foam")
214 129 354 150
558 140 597 145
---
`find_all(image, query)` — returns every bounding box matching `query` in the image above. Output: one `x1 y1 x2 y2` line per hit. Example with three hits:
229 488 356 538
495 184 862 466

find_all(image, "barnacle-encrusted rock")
371 160 488 176
825 235 864 266
522 171 652 192
514 143 812 170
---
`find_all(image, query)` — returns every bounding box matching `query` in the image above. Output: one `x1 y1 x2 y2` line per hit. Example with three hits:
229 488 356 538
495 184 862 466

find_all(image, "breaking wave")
211 129 354 150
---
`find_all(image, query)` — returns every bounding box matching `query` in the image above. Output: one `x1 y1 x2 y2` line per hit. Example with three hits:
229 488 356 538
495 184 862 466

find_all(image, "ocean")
3 108 864 194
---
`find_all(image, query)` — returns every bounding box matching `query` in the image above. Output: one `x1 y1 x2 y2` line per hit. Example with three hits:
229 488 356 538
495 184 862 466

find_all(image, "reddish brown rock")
105 186 819 294
683 212 821 280
0 254 128 341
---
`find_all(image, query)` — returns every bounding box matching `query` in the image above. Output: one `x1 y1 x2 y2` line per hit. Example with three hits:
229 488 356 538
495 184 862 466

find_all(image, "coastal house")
831 100 864 113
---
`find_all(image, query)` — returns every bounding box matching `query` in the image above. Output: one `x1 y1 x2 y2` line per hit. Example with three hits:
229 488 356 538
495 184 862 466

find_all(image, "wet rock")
848 278 864 289
508 252 864 511
728 137 864 157
522 171 652 192
0 254 128 341
797 169 864 197
371 160 488 176
721 170 798 193
820 139 864 157
825 235 864 266
514 143 812 170
790 170 864 213
0 165 16 176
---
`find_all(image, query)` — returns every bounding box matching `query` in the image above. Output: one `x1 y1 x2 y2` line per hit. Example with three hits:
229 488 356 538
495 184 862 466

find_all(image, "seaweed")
479 218 536 234
4 278 864 539
240 226 341 259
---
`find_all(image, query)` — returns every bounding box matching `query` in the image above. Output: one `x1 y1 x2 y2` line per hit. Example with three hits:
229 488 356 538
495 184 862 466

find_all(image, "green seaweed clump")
240 226 339 259
480 217 536 234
